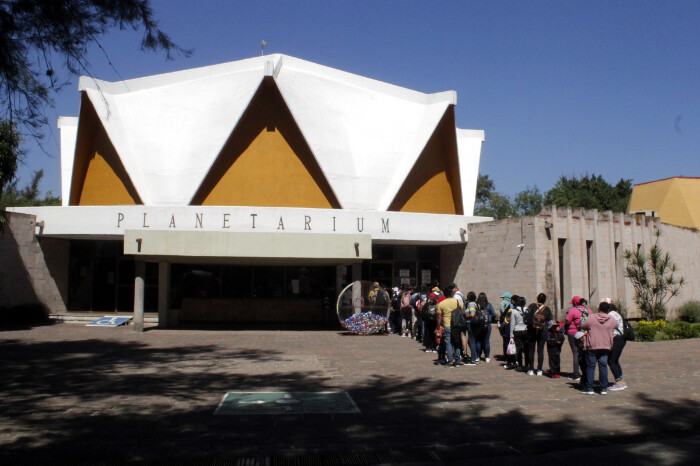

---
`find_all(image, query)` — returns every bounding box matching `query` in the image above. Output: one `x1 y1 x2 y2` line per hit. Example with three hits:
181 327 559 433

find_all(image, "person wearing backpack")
474 292 497 362
436 285 464 367
462 290 480 365
525 293 553 376
410 287 424 341
499 292 513 362
565 296 589 385
508 295 528 370
421 292 439 353
603 298 628 391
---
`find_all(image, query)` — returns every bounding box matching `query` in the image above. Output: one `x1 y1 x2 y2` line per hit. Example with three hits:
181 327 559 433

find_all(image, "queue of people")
379 282 629 395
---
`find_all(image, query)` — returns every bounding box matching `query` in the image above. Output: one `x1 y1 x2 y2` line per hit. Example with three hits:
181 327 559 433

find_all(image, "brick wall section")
0 212 68 313
451 206 700 320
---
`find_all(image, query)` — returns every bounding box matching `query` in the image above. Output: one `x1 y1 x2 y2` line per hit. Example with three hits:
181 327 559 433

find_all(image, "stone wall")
453 206 700 320
0 212 68 313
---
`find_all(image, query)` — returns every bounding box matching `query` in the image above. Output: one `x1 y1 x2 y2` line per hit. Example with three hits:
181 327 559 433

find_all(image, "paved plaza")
1 322 699 464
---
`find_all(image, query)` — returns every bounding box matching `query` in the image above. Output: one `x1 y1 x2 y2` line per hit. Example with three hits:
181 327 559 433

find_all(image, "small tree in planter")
624 230 685 321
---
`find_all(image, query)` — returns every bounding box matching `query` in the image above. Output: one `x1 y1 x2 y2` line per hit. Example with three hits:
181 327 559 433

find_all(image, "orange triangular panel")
192 78 340 208
69 93 141 205
388 107 462 214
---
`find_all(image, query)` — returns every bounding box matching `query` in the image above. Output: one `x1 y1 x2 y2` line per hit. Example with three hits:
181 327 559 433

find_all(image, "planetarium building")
4 54 487 328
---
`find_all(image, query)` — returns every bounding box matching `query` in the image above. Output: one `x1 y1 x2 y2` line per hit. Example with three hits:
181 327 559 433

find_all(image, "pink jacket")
582 312 618 350
565 307 585 336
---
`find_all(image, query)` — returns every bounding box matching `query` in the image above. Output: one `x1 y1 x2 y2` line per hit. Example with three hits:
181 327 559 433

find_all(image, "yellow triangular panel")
70 94 141 205
629 177 700 230
194 79 339 208
388 107 462 214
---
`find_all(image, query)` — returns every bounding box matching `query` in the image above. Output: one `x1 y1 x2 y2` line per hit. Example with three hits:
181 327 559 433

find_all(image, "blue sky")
18 0 700 199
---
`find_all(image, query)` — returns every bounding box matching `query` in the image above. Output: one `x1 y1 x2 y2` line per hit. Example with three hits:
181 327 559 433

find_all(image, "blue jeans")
586 349 610 390
444 326 462 363
466 321 478 362
567 334 581 377
475 323 492 359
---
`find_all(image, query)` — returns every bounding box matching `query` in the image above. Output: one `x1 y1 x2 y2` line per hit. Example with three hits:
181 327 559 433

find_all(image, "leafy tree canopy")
474 174 543 219
0 119 21 193
1 169 60 208
543 174 632 213
0 0 190 136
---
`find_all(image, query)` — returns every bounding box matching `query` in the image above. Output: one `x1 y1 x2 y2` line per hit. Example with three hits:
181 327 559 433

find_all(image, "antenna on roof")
261 40 267 56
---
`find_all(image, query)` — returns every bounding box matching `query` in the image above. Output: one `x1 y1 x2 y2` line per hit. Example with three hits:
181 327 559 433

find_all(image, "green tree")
513 185 543 217
0 169 60 208
543 174 632 212
474 174 514 219
624 230 685 321
0 119 20 194
1 0 190 135
474 175 544 219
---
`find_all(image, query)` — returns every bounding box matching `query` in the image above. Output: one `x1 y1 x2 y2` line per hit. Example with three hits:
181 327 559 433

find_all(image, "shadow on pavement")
0 337 698 464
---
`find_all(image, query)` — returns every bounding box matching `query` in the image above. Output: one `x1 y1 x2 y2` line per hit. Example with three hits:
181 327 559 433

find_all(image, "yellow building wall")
628 177 700 230
388 107 461 214
195 78 339 208
70 94 141 205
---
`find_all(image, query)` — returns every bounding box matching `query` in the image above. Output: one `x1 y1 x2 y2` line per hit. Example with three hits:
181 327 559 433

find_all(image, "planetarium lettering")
116 212 390 234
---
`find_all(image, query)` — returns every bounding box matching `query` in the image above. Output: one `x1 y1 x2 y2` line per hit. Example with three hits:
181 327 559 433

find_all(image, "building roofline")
634 176 700 187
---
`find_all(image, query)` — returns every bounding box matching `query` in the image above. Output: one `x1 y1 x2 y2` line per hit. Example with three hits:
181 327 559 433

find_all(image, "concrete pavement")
1 322 698 464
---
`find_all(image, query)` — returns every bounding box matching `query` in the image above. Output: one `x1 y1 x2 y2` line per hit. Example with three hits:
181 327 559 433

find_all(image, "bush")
636 321 657 341
664 322 694 339
677 301 700 323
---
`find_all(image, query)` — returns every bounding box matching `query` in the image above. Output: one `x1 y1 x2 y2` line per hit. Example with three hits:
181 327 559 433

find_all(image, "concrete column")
158 262 171 328
351 263 362 282
134 260 145 332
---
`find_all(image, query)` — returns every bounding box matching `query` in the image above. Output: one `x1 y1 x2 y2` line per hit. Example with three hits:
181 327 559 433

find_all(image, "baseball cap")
569 296 582 305
501 292 512 299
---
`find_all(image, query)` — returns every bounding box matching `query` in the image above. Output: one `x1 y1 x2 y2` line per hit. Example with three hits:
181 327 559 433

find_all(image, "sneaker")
580 388 594 395
401 334 407 337
485 358 490 363
609 381 628 391
536 370 543 376
552 374 561 379
526 370 534 376
568 376 581 382
600 389 607 395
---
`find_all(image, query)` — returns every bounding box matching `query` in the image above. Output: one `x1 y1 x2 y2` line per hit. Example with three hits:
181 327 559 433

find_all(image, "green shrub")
677 301 700 323
636 321 657 341
652 319 667 331
664 322 695 339
653 331 669 342
614 299 629 318
693 324 700 338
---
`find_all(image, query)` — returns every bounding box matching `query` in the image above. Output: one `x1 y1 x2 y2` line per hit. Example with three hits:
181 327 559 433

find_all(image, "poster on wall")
421 270 431 284
400 278 411 285
399 269 410 278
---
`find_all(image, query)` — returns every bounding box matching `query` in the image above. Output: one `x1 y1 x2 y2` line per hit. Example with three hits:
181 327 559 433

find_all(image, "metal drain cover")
214 391 360 415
